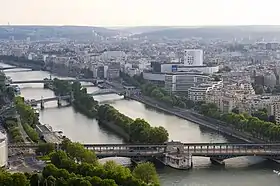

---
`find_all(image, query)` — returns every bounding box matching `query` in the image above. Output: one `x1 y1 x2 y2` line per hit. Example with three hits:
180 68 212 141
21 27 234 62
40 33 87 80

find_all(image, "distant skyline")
0 0 279 27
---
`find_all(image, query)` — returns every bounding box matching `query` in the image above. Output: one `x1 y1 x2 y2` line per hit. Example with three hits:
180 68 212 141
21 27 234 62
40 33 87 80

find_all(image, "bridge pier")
40 99 45 110
57 96 62 107
70 91 74 104
210 157 225 165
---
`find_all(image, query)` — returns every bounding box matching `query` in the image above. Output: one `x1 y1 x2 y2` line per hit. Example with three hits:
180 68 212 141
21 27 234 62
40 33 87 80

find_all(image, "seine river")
2 64 280 186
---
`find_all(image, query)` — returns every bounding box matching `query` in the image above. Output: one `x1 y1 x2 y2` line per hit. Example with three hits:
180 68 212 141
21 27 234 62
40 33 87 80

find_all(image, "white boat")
273 170 280 176
163 153 193 170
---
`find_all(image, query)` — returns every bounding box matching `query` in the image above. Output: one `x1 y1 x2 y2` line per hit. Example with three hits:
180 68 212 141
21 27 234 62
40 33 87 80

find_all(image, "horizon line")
1 24 280 28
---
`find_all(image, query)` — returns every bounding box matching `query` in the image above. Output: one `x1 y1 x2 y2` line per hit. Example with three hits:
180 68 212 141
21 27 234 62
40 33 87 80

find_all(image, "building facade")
188 81 223 102
183 49 203 66
165 73 211 93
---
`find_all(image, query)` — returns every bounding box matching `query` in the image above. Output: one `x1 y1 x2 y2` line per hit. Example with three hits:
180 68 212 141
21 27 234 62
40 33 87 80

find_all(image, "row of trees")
14 96 40 143
0 140 159 186
71 81 99 118
195 102 280 141
22 123 39 142
98 104 169 143
2 118 24 143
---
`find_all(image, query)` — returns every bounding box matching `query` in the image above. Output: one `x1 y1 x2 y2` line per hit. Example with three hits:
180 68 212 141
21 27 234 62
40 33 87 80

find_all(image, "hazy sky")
0 0 279 27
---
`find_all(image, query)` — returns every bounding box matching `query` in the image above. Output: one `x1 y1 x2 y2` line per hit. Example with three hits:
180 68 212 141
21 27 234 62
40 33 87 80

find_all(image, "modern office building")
164 73 211 93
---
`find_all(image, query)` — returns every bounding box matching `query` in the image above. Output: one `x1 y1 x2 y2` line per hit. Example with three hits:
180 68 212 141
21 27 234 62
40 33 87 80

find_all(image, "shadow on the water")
198 126 244 142
143 104 240 142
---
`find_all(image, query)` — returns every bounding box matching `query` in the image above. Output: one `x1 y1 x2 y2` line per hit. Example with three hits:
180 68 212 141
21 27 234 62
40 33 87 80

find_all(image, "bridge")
29 89 123 105
10 78 103 84
9 142 280 160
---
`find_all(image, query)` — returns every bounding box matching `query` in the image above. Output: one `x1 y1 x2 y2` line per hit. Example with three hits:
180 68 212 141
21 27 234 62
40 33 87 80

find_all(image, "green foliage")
48 139 155 186
221 111 280 141
51 80 98 118
0 171 29 186
98 104 169 143
22 123 39 142
52 78 72 96
15 96 38 127
62 140 97 164
133 162 159 185
2 119 24 143
36 143 55 155
14 96 40 143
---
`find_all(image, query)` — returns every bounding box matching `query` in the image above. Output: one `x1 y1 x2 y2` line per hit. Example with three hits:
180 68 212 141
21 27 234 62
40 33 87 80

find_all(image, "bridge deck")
8 143 280 158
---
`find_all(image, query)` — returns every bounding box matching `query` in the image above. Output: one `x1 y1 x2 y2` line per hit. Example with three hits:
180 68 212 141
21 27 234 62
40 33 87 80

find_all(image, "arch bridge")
28 89 124 108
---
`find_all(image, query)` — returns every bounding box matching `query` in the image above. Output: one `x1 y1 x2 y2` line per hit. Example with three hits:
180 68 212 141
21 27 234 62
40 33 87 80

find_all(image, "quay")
35 124 62 144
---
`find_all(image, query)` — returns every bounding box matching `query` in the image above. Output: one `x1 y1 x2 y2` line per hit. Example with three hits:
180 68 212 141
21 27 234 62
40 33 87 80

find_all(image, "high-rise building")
183 49 203 66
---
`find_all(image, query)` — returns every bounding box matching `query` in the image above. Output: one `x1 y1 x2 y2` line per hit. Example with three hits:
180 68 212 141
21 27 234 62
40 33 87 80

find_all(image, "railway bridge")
9 142 280 165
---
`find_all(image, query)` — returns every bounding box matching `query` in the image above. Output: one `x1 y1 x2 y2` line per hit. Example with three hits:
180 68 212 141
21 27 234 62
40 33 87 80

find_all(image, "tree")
133 162 159 185
36 143 55 155
50 150 68 167
46 175 56 186
30 173 42 186
11 172 29 186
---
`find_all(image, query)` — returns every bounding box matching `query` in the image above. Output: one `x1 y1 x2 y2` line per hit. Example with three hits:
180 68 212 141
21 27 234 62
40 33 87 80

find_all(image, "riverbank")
128 95 265 143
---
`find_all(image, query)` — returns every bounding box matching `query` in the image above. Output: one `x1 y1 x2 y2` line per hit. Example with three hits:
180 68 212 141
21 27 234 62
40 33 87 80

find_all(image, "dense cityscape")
0 25 280 185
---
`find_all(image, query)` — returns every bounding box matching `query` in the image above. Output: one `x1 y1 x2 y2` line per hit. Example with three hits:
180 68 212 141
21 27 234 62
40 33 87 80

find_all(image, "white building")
184 49 203 66
0 132 8 167
188 81 223 102
272 102 280 124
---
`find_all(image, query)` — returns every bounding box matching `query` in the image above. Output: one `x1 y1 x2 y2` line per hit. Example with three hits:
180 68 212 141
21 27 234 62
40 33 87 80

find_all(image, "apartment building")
272 102 280 124
188 81 222 102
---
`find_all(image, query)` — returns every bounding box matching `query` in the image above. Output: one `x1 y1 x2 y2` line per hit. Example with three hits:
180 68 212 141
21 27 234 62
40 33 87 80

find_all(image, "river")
2 64 280 186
